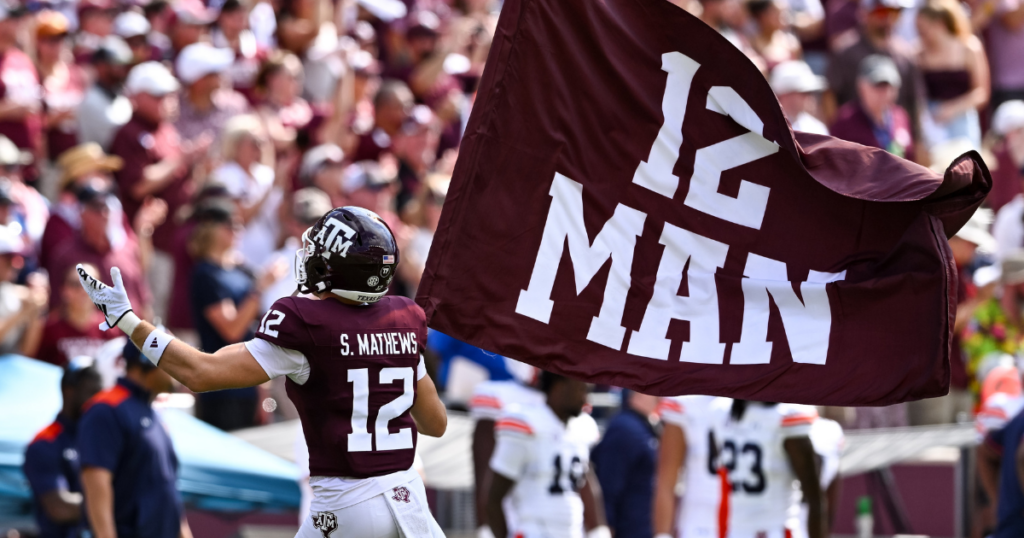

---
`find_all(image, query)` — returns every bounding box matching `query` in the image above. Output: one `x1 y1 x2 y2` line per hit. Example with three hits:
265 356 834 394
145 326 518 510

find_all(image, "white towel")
382 482 445 538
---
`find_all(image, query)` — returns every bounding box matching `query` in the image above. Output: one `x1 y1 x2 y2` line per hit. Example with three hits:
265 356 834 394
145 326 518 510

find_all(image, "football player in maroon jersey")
78 206 448 537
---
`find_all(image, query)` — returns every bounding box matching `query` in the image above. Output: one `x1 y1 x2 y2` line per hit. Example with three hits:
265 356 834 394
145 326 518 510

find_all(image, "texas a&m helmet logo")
391 486 412 503
311 511 337 537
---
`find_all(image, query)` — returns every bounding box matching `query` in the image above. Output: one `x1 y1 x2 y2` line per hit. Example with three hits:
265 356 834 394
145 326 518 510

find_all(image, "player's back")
718 402 817 538
658 395 731 537
492 403 599 538
255 294 427 479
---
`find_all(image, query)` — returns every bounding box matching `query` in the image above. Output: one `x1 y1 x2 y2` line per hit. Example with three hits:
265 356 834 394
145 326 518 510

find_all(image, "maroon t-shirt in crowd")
0 48 42 154
47 232 151 313
110 113 193 252
830 100 916 163
255 295 427 479
41 64 87 160
36 313 119 367
986 141 1024 213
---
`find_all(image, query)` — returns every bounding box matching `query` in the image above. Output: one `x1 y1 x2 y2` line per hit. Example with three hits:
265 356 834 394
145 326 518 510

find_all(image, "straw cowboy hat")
56 143 123 191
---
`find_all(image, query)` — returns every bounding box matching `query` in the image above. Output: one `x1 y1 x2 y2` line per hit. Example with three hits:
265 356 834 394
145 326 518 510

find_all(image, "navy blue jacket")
591 408 659 538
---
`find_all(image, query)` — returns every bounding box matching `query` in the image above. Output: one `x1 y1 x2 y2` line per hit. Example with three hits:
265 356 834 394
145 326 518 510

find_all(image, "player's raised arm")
76 265 271 392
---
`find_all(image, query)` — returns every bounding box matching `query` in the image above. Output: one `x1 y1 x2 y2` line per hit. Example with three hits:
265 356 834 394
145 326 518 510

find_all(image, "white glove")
586 526 612 538
476 526 496 538
77 265 141 334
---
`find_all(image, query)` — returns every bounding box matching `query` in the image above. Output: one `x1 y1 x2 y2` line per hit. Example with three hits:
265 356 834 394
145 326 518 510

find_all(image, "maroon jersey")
254 295 426 478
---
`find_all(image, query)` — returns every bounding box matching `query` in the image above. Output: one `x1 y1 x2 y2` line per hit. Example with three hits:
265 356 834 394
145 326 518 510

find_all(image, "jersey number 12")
347 367 415 452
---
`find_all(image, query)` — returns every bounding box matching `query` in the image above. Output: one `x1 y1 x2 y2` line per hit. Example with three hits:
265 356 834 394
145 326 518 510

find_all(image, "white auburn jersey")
717 403 818 538
976 392 1024 441
470 380 545 422
489 403 601 538
658 395 732 538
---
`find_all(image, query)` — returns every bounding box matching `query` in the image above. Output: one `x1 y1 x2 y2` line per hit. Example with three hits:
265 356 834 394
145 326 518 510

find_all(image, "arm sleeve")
77 406 125 472
244 338 310 384
470 383 504 421
490 428 532 481
657 397 688 429
780 405 818 438
22 442 67 496
417 354 426 380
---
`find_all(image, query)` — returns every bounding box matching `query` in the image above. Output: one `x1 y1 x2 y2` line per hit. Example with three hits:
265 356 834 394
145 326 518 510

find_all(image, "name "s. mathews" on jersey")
340 332 419 357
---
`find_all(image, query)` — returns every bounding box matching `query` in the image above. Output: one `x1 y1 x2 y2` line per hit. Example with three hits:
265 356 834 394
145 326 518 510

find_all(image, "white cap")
955 207 996 254
114 11 151 38
769 61 827 95
993 100 1024 136
125 61 180 96
356 0 407 22
175 43 235 85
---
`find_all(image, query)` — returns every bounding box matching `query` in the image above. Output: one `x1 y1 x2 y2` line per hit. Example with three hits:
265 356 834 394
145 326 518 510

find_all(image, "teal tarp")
0 355 301 518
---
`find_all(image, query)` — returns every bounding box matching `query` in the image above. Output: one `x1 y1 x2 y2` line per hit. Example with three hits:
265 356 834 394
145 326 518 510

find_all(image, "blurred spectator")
174 43 250 146
697 0 766 71
36 10 87 172
143 1 174 60
259 185 332 311
188 200 285 430
212 114 283 268
789 0 828 73
299 143 346 206
22 358 102 538
46 178 154 319
29 263 120 366
987 100 1024 213
747 0 803 69
399 173 447 296
168 0 216 59
0 135 49 244
393 104 441 211
113 11 156 65
342 159 405 240
112 61 209 319
348 79 413 162
916 0 989 152
212 0 265 102
0 5 42 178
165 187 237 345
982 0 1024 111
40 143 125 270
72 0 115 64
826 0 923 152
831 55 916 160
0 222 46 356
590 391 660 538
78 341 191 538
962 255 1023 402
255 52 312 153
770 60 830 135
76 36 133 150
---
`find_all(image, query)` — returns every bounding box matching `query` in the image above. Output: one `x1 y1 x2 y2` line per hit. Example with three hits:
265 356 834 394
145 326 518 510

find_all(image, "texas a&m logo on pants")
311 511 337 537
391 486 412 503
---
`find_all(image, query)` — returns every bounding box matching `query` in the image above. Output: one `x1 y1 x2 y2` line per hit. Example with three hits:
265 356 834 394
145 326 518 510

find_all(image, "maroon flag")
417 0 990 405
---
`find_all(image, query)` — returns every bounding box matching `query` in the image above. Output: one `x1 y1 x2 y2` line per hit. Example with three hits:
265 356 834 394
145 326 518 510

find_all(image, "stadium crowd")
3 0 1024 534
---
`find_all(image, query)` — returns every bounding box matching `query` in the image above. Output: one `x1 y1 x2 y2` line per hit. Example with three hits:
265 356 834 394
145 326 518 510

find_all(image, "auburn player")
716 401 823 538
486 372 609 538
470 371 543 538
806 417 844 535
653 395 732 538
77 207 448 538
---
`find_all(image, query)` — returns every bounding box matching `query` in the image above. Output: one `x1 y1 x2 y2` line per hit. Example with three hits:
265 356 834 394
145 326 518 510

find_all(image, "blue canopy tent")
0 355 301 530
